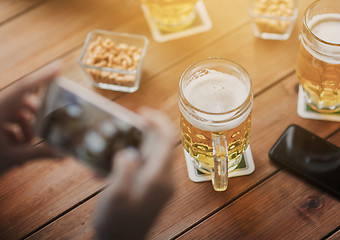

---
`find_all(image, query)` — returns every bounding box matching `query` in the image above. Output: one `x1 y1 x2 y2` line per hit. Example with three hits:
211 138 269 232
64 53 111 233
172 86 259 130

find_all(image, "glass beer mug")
141 0 199 32
178 58 253 191
296 0 340 113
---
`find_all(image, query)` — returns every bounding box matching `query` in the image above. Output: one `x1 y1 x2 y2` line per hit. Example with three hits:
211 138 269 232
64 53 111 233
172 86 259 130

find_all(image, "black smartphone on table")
35 77 153 176
268 124 340 198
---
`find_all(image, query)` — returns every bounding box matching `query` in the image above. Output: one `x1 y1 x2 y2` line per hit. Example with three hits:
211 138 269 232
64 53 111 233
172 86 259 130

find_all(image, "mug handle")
212 133 228 191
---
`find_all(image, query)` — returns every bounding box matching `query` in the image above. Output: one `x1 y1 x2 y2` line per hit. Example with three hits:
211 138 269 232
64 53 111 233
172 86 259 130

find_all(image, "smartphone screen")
37 78 144 176
269 124 340 198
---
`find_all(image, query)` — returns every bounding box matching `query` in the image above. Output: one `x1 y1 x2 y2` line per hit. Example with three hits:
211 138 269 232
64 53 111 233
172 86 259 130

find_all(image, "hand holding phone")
269 124 340 198
36 77 154 176
94 108 176 240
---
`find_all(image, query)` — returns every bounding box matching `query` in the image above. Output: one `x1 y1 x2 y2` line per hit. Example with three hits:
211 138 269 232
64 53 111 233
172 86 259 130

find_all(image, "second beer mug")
296 0 340 113
179 58 253 191
141 0 199 32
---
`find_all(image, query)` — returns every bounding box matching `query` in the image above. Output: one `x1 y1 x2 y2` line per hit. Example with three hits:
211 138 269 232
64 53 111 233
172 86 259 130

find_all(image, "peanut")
252 0 295 34
85 36 142 87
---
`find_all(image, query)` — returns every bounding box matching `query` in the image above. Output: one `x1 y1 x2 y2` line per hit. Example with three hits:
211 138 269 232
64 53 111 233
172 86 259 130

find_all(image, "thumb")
110 148 141 188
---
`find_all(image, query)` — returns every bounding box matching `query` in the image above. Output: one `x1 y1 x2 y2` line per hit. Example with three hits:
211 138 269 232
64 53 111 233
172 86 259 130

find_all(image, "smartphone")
268 124 340 198
36 77 151 176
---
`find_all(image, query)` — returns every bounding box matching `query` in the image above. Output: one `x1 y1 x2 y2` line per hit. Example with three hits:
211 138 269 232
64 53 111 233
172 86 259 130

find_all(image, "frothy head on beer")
309 13 340 45
184 69 248 113
181 68 251 132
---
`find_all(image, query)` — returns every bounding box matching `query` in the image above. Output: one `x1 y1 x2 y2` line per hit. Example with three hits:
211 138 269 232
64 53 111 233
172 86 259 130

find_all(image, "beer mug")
296 0 340 113
141 0 199 32
179 58 253 191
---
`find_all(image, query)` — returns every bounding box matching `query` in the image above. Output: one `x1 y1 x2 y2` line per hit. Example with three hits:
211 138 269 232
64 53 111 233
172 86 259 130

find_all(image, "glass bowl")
249 0 298 40
78 29 149 93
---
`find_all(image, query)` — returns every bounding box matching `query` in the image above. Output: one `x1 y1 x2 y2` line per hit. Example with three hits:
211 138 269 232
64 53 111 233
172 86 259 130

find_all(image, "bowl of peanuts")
78 29 149 92
249 0 298 40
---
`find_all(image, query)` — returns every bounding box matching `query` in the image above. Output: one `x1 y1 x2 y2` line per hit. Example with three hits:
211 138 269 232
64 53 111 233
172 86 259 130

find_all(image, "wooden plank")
88 1 314 110
178 132 340 240
0 0 44 24
60 0 314 97
0 1 256 238
179 132 340 240
5 1 334 234
179 169 340 240
52 8 313 140
0 0 141 90
0 1 325 239
54 18 340 236
9 0 315 94
328 131 340 145
26 72 340 240
326 229 340 240
0 157 105 240
0 0 252 90
144 74 340 239
26 194 98 240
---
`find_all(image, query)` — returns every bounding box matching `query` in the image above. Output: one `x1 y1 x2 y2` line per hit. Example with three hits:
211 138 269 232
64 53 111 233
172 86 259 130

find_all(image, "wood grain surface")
0 0 338 239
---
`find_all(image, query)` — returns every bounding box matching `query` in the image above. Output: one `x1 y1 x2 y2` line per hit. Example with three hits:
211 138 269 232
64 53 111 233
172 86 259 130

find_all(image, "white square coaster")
184 146 255 183
141 0 212 42
297 85 340 122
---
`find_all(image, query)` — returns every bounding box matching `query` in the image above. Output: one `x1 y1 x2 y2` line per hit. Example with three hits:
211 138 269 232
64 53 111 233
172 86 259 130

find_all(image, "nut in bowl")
249 0 298 40
78 30 149 93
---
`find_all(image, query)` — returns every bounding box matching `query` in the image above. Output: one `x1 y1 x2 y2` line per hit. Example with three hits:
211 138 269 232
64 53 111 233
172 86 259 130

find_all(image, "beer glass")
296 0 340 113
141 0 199 32
179 58 253 191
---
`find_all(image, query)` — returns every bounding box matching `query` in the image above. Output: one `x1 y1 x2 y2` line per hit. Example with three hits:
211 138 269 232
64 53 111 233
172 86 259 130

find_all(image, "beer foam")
304 13 340 64
182 69 251 131
310 13 340 44
184 70 248 113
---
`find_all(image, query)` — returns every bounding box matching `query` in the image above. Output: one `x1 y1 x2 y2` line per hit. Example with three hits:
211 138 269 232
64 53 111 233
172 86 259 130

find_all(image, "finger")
110 148 141 189
22 94 40 114
1 122 22 144
7 108 34 143
18 110 34 143
138 108 176 174
139 107 176 151
134 108 176 200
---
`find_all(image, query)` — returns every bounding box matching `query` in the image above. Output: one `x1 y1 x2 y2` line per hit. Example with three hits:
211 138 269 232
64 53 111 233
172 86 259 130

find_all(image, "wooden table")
0 0 339 239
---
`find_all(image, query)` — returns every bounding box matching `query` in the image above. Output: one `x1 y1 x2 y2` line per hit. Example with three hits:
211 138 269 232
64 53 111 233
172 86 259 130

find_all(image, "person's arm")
94 108 176 240
0 62 61 175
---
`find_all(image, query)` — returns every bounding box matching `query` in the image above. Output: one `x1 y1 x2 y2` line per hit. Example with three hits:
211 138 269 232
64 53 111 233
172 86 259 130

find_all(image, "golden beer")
141 0 198 32
179 58 253 191
296 0 340 113
180 112 252 173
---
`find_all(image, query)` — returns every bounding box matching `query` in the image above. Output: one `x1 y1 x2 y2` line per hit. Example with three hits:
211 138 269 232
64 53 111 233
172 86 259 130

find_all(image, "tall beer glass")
179 58 253 191
296 0 340 113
